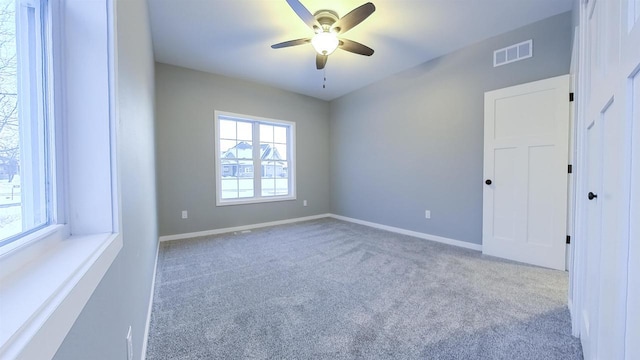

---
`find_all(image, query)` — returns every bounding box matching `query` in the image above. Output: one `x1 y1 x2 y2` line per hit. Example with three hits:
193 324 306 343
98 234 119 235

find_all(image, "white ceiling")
148 0 573 101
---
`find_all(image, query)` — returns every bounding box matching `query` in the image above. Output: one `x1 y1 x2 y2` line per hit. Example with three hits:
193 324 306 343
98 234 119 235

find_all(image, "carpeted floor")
146 218 583 359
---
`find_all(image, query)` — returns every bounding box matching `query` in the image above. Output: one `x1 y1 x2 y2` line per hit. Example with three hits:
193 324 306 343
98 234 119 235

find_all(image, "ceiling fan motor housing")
314 10 339 31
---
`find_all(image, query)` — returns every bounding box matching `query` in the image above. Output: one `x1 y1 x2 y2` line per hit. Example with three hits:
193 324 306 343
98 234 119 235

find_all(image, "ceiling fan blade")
286 0 321 31
338 39 374 56
271 38 311 49
331 2 375 34
316 54 328 69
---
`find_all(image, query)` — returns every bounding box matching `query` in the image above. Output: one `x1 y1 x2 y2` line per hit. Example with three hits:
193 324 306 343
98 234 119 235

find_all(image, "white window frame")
12 0 50 242
0 1 122 359
0 0 53 250
214 111 296 206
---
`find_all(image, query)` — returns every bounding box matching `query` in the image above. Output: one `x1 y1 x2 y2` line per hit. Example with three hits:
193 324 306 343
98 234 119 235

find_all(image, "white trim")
0 223 69 258
140 241 159 360
568 23 580 328
329 214 483 251
571 6 588 337
108 0 121 235
158 214 331 242
64 0 114 235
159 214 483 252
216 195 297 207
0 233 122 360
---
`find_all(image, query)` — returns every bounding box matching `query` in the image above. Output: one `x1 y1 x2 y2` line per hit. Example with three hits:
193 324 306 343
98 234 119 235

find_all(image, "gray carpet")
146 218 583 359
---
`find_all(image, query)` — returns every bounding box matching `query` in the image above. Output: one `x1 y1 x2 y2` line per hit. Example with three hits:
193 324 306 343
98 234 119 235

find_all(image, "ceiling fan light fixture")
311 32 339 55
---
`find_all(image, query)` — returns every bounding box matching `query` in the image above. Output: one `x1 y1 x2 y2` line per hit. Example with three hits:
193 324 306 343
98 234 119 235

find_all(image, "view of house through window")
216 112 295 205
0 0 49 246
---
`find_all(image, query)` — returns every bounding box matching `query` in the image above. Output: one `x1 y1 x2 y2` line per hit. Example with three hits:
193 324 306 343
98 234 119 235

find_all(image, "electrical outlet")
181 210 188 219
126 326 133 360
303 200 308 207
425 210 431 219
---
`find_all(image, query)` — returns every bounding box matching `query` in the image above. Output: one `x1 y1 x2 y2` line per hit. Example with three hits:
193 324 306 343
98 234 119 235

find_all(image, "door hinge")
569 92 574 102
568 164 573 174
566 235 571 244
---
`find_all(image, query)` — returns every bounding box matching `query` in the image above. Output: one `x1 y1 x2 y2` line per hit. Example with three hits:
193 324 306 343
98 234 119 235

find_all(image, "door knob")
588 192 597 200
485 179 492 185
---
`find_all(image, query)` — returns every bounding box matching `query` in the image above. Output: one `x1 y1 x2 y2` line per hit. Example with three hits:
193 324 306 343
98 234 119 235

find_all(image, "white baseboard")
158 213 482 252
140 241 159 360
158 214 332 242
329 214 483 251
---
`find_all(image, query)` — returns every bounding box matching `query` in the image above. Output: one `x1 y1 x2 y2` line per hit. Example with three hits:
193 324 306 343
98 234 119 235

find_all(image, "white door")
628 52 640 359
623 2 640 358
483 75 570 270
580 116 603 357
572 0 640 358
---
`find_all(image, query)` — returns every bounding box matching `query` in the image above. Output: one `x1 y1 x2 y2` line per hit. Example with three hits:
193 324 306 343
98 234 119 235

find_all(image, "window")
215 111 296 206
0 1 122 358
0 0 51 248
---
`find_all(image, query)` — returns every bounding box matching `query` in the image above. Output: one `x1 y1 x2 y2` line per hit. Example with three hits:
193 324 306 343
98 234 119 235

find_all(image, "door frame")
568 22 582 337
571 0 592 342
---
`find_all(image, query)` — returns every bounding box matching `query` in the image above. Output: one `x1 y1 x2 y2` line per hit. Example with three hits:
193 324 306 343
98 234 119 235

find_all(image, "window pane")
261 161 276 179
278 161 289 178
275 178 289 196
220 140 237 158
0 1 21 242
261 178 275 196
238 178 253 198
219 119 236 139
221 179 238 199
274 143 287 160
274 125 287 143
235 141 252 160
237 159 252 177
260 124 273 142
260 143 273 160
0 0 48 245
237 121 252 141
220 161 238 178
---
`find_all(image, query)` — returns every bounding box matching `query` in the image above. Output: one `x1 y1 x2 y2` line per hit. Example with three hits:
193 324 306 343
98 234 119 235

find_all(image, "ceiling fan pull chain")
323 68 327 89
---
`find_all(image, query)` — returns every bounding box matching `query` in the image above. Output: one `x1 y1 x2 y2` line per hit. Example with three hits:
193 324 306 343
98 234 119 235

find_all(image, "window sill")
216 195 297 207
0 230 122 359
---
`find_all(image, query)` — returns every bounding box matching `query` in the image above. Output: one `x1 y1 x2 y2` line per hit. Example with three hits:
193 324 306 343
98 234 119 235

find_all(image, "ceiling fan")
271 0 376 70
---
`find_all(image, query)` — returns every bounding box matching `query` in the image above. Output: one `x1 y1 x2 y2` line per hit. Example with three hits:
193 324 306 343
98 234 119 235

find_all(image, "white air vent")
493 40 533 67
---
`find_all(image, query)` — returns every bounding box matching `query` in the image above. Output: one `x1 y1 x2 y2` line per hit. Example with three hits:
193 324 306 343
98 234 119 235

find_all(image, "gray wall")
155 64 331 237
571 0 580 50
53 0 158 359
329 12 572 246
572 0 580 30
